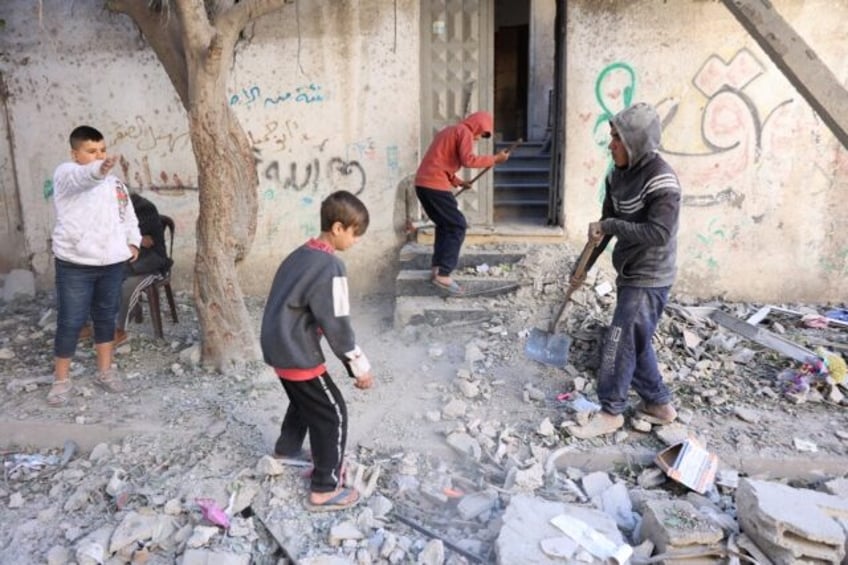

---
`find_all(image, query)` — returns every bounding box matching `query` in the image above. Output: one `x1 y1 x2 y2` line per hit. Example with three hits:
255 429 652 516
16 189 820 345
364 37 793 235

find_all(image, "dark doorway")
494 1 529 141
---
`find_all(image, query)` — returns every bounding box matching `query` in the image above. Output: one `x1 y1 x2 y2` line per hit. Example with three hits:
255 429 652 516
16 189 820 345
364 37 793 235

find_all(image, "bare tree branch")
174 0 215 56
215 0 289 43
107 0 191 108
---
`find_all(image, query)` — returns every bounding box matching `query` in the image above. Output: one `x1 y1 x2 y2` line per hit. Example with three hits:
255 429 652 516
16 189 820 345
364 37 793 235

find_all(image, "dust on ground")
1 243 847 563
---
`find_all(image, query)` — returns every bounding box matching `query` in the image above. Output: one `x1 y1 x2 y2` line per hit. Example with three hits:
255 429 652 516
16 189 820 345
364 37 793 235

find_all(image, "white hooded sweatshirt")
51 160 142 266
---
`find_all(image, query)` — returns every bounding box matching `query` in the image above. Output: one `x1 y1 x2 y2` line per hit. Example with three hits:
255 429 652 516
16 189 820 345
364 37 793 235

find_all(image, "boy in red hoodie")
414 111 510 295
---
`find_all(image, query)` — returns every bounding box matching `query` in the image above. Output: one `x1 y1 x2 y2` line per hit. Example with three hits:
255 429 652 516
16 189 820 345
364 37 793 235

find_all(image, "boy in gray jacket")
567 102 680 439
260 190 374 511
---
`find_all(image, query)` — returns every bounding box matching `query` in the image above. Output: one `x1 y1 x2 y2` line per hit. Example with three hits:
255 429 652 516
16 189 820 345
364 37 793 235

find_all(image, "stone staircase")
393 242 526 327
493 140 550 222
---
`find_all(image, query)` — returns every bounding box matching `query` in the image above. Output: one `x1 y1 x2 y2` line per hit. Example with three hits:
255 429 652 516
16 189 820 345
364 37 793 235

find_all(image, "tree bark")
107 0 288 372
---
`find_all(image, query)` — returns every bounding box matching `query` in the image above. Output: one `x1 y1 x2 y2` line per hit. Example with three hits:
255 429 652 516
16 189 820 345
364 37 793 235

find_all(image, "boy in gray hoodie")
567 102 680 439
260 190 374 511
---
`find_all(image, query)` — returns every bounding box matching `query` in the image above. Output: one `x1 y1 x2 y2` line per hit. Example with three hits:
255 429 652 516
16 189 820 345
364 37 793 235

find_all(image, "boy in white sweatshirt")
47 126 142 406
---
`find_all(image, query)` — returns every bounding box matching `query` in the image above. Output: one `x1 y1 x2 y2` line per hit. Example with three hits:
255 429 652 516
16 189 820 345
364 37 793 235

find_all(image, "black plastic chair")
133 215 178 338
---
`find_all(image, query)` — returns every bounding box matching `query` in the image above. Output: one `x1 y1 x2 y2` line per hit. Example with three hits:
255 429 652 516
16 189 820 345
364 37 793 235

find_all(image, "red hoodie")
414 111 497 191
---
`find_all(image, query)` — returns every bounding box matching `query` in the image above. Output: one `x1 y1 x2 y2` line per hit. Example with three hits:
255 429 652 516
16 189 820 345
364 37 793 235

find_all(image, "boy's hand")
354 372 374 390
128 244 140 262
100 155 119 177
588 221 604 244
494 150 510 164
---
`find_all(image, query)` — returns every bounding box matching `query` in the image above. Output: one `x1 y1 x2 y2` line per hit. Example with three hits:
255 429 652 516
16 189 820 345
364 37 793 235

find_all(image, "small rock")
0 347 14 360
8 492 24 508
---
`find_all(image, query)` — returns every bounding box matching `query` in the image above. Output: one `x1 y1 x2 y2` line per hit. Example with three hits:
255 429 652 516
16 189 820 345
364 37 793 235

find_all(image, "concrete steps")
393 242 526 327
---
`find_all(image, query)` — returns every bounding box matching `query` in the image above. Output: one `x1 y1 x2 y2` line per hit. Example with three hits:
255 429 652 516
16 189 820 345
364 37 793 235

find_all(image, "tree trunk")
190 78 260 372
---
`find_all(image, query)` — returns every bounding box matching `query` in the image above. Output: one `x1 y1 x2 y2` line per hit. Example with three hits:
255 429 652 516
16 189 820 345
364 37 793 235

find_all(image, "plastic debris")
556 392 601 413
195 498 231 528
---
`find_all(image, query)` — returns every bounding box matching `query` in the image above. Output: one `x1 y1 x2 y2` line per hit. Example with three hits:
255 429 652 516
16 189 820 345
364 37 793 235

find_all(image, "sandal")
431 278 464 296
94 369 124 393
47 379 73 407
304 487 360 512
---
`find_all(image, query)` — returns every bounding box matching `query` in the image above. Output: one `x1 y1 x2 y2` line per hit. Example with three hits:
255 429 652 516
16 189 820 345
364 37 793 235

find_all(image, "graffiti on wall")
230 84 325 108
255 145 367 199
112 116 191 153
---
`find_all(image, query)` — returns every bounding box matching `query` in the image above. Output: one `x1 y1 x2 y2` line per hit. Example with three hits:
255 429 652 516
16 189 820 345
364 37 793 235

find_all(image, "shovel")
524 239 597 367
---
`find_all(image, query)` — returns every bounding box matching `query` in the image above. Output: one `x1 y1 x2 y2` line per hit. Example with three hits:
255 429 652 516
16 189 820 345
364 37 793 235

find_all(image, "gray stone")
737 478 848 564
457 490 498 520
416 539 444 565
822 477 848 498
181 549 250 565
445 432 481 460
640 499 723 553
580 471 613 499
495 495 626 565
329 520 364 545
2 269 35 302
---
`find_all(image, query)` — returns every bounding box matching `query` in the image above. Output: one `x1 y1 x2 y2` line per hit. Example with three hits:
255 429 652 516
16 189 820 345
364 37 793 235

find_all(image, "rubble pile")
1 246 847 563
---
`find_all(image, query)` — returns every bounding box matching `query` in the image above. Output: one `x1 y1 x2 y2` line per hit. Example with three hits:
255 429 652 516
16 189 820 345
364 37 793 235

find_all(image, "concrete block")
736 478 848 564
398 242 524 270
394 295 494 327
640 499 723 556
495 495 626 565
395 269 519 298
2 269 35 302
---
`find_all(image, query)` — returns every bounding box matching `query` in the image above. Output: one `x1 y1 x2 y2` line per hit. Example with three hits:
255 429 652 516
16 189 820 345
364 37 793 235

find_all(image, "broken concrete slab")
640 499 724 557
394 295 495 327
736 478 848 563
495 494 626 564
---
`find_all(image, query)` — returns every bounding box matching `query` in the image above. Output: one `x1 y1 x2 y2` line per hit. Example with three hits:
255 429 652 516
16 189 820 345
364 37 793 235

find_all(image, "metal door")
420 0 494 226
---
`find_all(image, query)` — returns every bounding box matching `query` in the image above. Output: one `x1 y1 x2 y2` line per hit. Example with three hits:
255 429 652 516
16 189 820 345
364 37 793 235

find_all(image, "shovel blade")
524 327 572 367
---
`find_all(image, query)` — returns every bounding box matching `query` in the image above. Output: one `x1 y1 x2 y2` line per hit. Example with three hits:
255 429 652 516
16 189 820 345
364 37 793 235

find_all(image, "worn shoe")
94 369 124 393
565 411 624 439
635 401 677 425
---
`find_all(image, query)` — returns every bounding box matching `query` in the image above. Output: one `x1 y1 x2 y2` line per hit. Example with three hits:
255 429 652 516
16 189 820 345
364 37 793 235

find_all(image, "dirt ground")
2 245 848 563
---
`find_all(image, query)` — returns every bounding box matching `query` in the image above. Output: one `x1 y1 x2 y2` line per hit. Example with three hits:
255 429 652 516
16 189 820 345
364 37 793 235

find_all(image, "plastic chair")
133 215 178 338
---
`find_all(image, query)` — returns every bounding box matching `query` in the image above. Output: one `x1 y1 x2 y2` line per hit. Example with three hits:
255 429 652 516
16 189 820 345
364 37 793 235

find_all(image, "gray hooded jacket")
592 102 681 288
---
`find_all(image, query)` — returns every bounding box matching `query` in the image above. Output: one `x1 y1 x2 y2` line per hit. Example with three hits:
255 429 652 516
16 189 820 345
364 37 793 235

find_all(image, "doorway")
420 0 562 228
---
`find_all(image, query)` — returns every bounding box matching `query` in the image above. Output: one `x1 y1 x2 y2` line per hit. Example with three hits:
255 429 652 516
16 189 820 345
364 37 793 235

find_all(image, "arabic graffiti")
229 84 325 108
255 148 366 197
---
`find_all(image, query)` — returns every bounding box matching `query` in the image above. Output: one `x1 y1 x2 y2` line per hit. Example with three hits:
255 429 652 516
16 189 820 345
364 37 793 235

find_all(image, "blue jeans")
54 259 126 358
597 286 672 415
415 186 467 277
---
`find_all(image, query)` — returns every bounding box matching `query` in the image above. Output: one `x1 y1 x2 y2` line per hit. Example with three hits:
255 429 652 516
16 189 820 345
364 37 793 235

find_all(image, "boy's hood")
610 102 661 169
461 111 494 137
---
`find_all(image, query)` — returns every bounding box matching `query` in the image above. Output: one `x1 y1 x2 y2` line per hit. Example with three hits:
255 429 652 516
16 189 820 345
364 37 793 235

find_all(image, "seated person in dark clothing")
115 193 173 344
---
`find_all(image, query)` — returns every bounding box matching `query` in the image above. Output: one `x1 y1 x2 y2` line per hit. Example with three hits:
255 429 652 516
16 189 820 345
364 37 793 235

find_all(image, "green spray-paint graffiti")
43 179 53 200
692 218 728 271
593 63 637 203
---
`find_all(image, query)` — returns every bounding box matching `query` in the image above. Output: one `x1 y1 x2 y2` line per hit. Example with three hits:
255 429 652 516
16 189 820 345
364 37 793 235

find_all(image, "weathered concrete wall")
0 0 419 297
528 0 555 140
563 0 848 302
0 71 25 272
2 0 847 303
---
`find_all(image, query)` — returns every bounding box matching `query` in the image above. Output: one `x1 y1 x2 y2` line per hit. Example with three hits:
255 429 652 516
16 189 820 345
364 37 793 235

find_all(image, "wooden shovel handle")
548 239 598 333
